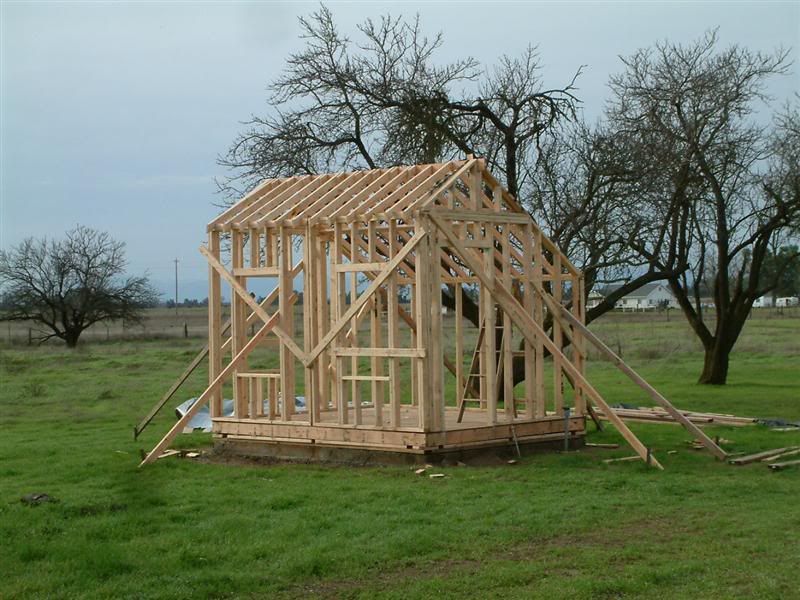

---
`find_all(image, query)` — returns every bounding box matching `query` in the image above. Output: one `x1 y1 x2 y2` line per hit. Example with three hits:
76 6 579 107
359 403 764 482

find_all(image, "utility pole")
173 258 179 317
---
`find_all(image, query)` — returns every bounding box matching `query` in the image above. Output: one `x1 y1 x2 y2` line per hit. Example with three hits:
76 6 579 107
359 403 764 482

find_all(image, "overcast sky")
2 1 798 299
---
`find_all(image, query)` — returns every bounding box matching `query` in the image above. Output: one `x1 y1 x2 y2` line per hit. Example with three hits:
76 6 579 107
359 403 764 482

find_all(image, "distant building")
586 290 606 310
604 282 678 311
776 297 799 307
753 296 774 308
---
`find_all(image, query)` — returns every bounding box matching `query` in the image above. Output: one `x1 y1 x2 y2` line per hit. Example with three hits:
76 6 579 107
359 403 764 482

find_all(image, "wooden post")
533 228 545 417
278 226 294 421
553 252 563 415
414 218 432 430
231 229 247 417
334 222 348 424
303 224 316 424
368 220 384 427
483 224 497 425
350 221 361 426
208 230 222 418
387 219 402 427
315 233 328 423
502 225 514 422
573 274 586 415
429 226 445 430
522 223 535 419
454 279 464 416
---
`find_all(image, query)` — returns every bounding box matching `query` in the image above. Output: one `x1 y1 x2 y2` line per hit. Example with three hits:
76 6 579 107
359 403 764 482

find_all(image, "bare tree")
0 226 159 347
608 32 799 384
217 6 702 390
218 6 581 201
525 120 693 321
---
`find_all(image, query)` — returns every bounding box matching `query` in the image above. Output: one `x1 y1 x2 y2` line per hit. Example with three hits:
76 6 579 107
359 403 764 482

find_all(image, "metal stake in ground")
563 407 571 451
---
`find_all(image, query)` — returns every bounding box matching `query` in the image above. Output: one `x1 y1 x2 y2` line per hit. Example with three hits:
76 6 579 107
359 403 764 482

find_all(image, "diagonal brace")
139 308 283 466
200 246 307 364
306 228 428 367
429 212 663 469
529 281 727 461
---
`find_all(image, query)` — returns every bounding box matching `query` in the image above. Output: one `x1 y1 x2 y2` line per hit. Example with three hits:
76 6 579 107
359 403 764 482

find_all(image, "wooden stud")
333 222 347 425
522 223 535 420
278 226 294 421
502 226 514 422
368 220 384 427
413 219 432 431
430 226 445 430
533 228 545 417
387 219 402 428
349 221 361 426
207 230 223 418
553 252 563 416
483 224 497 426
230 230 248 417
454 280 464 416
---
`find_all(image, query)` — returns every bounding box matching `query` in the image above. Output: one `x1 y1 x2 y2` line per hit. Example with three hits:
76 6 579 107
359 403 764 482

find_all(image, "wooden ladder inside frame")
457 325 485 422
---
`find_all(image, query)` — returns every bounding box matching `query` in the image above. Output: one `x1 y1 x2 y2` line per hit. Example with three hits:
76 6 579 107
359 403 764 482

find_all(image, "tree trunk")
64 330 80 348
698 344 730 385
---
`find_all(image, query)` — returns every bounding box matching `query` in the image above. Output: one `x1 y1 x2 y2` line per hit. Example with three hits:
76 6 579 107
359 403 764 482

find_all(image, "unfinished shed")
140 157 727 467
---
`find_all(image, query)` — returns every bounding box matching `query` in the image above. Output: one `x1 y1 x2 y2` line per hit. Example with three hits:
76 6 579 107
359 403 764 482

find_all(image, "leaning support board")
429 213 662 469
139 306 287 466
533 288 728 461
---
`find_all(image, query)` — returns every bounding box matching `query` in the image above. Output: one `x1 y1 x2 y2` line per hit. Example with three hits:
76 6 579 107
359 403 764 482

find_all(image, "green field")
1 312 799 598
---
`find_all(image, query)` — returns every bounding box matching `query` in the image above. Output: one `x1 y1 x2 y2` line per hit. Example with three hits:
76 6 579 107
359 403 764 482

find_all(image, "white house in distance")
753 296 799 308
598 282 679 311
753 296 774 308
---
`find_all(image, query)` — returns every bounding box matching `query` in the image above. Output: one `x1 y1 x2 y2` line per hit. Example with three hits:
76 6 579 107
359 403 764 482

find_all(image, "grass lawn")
1 313 798 599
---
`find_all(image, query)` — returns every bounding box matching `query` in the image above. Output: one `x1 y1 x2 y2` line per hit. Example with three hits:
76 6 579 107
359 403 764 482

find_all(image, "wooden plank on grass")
729 446 799 466
762 448 800 462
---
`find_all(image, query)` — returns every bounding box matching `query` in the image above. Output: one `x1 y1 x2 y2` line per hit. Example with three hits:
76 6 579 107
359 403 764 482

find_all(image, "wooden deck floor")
275 404 540 430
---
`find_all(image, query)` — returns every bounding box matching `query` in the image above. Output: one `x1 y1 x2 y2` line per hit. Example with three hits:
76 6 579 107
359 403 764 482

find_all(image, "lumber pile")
729 446 800 470
593 406 756 427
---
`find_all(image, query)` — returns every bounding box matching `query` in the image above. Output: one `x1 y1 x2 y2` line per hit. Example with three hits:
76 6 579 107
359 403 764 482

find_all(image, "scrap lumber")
592 407 755 427
762 448 800 462
728 446 799 466
157 450 181 460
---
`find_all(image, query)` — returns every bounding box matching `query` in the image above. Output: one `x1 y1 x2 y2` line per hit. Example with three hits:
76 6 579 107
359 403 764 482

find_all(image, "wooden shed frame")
141 157 727 467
